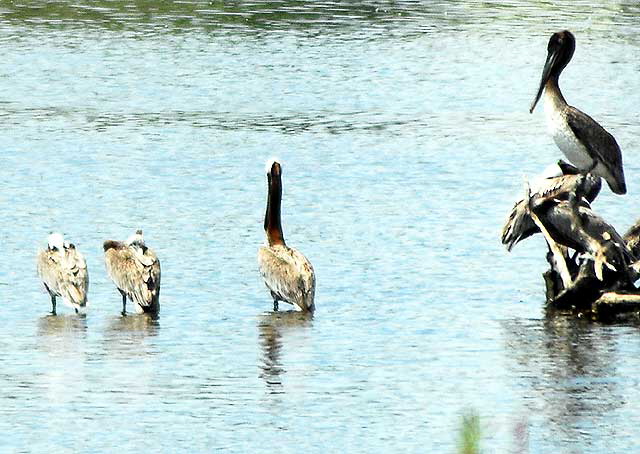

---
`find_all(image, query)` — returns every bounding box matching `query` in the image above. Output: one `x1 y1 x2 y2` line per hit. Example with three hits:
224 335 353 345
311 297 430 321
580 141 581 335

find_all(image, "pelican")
36 233 88 315
529 177 633 281
530 30 626 195
502 160 601 251
103 230 161 315
258 159 316 312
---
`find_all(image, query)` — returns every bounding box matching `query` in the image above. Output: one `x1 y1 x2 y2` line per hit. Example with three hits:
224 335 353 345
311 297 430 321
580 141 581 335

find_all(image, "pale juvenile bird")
258 159 316 312
37 233 89 315
104 230 161 315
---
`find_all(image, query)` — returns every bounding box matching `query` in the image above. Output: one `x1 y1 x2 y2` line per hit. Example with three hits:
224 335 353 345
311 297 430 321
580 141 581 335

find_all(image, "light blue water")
1 1 640 452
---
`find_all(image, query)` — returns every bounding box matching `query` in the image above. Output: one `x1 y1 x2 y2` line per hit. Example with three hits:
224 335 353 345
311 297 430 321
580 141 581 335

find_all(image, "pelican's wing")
105 247 160 308
258 246 315 311
138 247 161 309
37 249 62 295
60 247 89 306
566 106 625 194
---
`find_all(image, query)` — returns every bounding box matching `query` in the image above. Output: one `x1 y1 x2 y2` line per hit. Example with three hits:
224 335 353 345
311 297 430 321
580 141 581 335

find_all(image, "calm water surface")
1 1 640 452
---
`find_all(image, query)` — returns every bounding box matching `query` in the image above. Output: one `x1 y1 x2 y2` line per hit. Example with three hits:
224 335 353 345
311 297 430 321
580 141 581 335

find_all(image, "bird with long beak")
258 159 316 313
530 30 626 195
502 160 601 251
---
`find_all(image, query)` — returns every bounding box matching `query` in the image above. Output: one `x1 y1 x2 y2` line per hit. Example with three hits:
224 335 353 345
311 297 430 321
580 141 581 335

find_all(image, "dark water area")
1 1 640 452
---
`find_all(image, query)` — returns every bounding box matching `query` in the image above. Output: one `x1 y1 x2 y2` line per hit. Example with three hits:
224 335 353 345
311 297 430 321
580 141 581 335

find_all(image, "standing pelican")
37 233 89 315
258 159 316 312
530 30 626 195
103 230 161 315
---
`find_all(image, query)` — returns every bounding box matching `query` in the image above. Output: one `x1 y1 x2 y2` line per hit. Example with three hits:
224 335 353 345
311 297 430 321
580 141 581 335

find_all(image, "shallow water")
1 1 640 452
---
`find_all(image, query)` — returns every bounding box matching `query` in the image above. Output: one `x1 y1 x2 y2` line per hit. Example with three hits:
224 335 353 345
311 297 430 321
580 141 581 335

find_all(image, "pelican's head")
126 229 145 248
530 30 576 113
47 232 65 251
265 158 282 177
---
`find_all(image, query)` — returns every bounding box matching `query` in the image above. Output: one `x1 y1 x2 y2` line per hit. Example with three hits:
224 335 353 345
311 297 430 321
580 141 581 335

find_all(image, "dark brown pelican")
530 30 626 195
258 159 316 312
502 160 601 251
103 230 161 315
529 177 633 281
37 233 88 315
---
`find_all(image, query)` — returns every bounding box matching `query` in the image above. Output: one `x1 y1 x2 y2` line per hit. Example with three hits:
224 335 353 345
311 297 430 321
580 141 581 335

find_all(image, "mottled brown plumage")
37 233 88 314
104 230 161 315
258 160 316 312
502 161 601 251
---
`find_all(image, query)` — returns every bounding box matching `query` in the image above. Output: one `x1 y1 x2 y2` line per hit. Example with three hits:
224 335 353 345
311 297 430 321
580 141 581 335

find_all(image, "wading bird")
37 233 88 315
530 30 626 195
104 230 161 315
258 159 316 312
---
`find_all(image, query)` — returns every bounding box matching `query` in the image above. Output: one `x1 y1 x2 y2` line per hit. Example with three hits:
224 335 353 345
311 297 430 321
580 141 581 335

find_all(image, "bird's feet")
273 301 279 312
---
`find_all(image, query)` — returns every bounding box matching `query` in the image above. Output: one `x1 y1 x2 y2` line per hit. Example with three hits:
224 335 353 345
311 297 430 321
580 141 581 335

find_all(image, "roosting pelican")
529 177 633 281
258 159 316 312
37 232 88 315
530 30 626 195
103 230 161 315
502 160 601 251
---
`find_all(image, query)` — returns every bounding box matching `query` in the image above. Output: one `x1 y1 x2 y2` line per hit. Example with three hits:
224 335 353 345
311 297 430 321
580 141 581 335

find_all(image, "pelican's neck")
543 77 567 114
265 173 285 247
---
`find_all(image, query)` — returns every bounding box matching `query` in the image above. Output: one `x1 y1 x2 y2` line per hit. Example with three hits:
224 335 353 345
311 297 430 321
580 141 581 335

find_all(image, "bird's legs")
270 291 279 311
119 290 127 316
50 295 56 315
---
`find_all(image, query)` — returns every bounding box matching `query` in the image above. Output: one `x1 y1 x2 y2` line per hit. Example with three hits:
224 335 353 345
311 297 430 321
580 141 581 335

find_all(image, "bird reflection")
102 314 160 358
503 314 622 446
258 311 312 392
37 314 88 340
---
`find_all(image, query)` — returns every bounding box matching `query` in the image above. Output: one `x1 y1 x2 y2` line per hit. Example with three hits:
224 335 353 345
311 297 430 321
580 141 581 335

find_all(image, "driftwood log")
503 161 640 323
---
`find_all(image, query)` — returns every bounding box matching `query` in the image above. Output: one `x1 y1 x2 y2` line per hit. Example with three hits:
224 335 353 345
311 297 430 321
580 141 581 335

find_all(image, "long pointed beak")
529 49 559 113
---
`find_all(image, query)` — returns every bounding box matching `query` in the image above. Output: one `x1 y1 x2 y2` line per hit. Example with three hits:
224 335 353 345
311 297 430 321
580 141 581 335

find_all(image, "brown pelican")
502 160 601 251
530 30 626 195
36 233 88 315
103 230 161 315
529 177 633 281
258 159 316 312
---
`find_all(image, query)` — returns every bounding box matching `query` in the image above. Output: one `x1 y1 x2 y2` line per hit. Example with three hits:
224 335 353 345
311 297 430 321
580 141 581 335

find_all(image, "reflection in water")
503 315 622 447
37 314 88 340
258 311 312 392
36 314 89 402
102 314 160 358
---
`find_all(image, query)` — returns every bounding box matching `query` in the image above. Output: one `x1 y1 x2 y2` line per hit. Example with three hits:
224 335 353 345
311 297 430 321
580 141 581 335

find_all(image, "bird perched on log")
104 230 161 315
258 159 316 313
37 232 89 315
530 30 626 195
528 175 633 282
502 160 601 251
